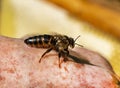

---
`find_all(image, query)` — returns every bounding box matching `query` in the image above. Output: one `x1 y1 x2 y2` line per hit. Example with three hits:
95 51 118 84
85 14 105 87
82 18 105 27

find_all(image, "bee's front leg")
57 50 70 68
58 52 62 68
62 49 69 62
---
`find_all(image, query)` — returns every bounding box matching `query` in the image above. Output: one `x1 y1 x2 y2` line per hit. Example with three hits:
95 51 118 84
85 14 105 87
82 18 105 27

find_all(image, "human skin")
0 35 120 88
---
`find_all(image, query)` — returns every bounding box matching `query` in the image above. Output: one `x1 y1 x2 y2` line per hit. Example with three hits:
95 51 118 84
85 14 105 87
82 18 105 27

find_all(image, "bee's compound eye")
69 38 75 48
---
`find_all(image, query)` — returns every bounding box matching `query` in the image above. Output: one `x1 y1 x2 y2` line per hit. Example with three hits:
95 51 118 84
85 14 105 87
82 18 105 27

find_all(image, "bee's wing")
21 33 41 40
21 32 50 40
22 32 65 40
50 32 62 35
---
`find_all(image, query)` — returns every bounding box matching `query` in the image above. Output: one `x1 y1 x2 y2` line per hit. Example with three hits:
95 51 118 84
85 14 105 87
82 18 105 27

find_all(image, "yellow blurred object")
47 0 120 39
1 0 15 37
0 0 120 77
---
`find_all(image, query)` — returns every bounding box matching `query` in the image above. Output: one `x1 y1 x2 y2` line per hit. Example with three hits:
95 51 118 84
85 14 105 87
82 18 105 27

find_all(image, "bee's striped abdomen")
24 35 54 48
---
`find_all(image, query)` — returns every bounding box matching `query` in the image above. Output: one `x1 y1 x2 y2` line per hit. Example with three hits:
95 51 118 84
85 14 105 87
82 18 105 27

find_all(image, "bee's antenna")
74 35 83 47
75 43 83 47
74 35 81 42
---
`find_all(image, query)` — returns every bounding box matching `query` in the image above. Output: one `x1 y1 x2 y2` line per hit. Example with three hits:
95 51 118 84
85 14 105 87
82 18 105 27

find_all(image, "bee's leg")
58 50 69 68
63 50 69 62
58 52 62 68
63 50 73 62
39 48 53 63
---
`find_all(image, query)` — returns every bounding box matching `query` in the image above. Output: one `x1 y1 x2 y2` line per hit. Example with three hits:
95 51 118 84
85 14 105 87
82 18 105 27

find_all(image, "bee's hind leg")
39 48 53 63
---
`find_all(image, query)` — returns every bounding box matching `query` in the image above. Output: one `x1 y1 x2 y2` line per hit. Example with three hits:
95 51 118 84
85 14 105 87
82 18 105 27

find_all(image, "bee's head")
68 37 75 48
69 35 83 48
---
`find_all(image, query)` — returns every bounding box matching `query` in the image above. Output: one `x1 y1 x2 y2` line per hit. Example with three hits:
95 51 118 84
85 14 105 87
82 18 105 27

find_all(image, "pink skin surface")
0 36 120 88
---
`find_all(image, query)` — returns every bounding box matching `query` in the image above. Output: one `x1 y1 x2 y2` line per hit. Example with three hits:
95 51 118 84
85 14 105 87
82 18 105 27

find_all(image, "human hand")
0 36 119 88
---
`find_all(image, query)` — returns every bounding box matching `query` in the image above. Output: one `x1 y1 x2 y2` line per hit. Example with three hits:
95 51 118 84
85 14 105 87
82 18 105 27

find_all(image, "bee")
24 34 83 67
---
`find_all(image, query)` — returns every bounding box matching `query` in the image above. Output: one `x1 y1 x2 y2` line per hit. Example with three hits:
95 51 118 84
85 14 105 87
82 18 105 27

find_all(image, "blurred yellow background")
0 0 120 76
